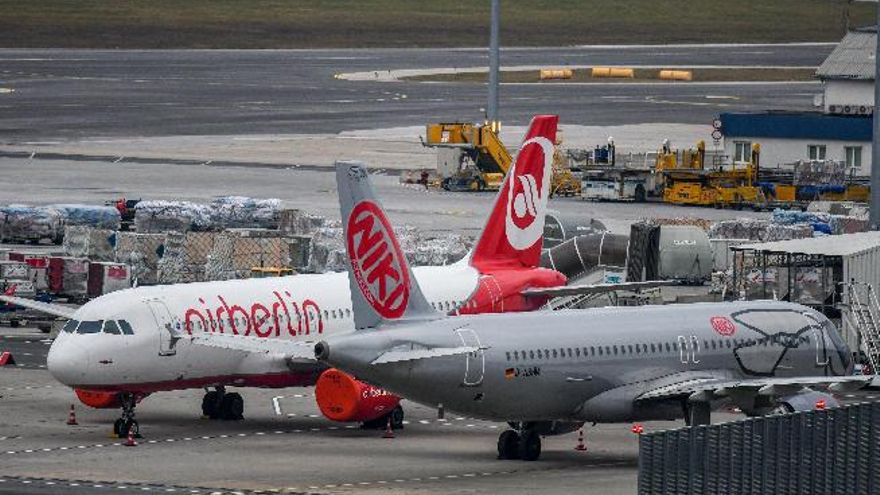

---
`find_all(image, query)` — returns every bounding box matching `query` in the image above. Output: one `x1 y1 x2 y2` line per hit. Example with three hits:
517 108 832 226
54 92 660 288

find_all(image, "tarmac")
0 325 702 495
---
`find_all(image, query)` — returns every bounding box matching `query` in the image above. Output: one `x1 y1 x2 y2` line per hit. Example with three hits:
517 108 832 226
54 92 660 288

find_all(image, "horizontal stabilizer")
0 295 76 319
522 280 677 299
371 345 483 365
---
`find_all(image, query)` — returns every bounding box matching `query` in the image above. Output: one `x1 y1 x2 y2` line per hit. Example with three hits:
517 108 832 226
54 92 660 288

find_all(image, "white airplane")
3 115 608 437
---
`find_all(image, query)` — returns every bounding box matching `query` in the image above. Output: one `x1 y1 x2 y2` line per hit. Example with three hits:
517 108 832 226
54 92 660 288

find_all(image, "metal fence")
638 401 880 495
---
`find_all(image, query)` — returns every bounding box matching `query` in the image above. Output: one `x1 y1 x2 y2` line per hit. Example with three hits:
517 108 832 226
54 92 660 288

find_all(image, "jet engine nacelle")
314 368 400 423
74 389 124 409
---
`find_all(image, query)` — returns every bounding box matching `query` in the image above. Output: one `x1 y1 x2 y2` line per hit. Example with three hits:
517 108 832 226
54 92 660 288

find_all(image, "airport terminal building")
720 28 874 176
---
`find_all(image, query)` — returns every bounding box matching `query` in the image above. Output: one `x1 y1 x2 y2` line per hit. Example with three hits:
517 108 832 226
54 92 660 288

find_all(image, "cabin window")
552 349 558 358
514 351 520 360
62 320 80 333
506 352 511 361
102 320 121 335
118 320 134 335
529 350 535 359
598 347 604 356
76 320 102 334
575 348 581 357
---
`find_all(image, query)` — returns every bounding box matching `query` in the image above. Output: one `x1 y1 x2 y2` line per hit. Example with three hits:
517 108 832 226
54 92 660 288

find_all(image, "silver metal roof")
816 29 876 81
733 231 880 257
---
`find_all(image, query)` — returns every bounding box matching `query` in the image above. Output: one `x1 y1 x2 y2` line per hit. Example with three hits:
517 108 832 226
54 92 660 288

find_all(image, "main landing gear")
497 423 542 461
361 405 405 430
201 386 244 421
113 392 139 439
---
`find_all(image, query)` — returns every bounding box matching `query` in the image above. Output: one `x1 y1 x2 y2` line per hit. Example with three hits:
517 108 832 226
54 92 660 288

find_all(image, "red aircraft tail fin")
470 115 558 271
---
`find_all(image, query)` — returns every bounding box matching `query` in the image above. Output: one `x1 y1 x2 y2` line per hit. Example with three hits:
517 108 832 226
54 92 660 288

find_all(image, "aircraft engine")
314 368 401 424
74 389 124 409
774 390 840 414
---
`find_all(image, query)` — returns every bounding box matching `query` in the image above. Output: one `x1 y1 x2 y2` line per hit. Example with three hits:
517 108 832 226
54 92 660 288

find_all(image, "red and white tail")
336 162 439 330
3 284 15 297
470 115 558 271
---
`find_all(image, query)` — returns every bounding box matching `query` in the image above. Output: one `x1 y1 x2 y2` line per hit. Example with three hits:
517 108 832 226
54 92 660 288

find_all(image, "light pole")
871 3 880 228
487 0 500 130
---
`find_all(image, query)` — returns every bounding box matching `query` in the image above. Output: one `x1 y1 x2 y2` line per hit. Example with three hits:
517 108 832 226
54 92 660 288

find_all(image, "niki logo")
347 200 410 319
710 316 737 336
505 136 554 250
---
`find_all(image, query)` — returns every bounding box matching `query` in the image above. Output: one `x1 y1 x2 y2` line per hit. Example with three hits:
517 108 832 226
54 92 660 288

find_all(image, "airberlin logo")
505 135 554 250
347 200 410 319
710 316 736 336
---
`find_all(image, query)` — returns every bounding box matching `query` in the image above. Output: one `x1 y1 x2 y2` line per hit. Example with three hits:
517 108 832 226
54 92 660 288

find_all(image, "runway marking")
0 415 504 458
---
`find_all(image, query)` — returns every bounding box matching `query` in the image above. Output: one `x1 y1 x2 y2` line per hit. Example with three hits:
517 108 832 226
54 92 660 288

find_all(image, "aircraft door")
145 299 181 357
803 313 830 368
455 328 484 386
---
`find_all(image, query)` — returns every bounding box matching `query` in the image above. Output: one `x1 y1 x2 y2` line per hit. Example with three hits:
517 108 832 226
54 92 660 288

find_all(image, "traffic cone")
66 404 78 426
124 424 137 447
574 427 587 451
631 423 644 435
382 416 395 439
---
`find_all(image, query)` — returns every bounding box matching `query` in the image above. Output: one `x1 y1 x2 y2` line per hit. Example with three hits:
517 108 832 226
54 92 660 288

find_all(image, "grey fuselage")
321 300 852 423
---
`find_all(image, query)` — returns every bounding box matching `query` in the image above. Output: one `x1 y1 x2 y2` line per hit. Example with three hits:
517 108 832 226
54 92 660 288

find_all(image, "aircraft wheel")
220 392 244 421
389 406 405 430
202 391 221 419
113 418 126 438
518 429 541 461
497 430 521 460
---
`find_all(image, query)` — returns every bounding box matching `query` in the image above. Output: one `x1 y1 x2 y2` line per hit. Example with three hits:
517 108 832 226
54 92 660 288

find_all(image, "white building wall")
722 137 871 176
824 80 875 113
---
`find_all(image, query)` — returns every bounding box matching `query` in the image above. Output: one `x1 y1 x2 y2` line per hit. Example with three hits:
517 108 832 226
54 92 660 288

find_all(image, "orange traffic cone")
124 424 137 447
382 416 395 439
66 404 78 426
574 427 587 451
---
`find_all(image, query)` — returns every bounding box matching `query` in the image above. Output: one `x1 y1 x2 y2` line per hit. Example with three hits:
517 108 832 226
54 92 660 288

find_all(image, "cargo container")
88 262 131 297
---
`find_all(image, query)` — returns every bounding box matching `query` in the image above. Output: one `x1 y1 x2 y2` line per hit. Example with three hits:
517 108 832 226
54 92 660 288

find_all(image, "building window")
808 144 827 161
845 146 862 169
734 141 751 162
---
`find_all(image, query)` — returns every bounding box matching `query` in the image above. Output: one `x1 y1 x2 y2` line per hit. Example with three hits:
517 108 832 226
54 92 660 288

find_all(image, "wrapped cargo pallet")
115 232 165 285
0 206 63 244
63 226 116 261
0 261 28 279
210 196 282 230
52 204 121 230
279 209 327 236
134 200 212 233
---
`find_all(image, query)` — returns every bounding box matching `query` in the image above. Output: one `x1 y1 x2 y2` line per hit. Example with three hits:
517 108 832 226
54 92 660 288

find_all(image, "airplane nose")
47 336 91 386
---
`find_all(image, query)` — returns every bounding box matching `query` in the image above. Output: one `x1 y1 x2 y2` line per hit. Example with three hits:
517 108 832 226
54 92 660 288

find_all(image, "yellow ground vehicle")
659 141 766 208
423 122 580 195
423 122 511 191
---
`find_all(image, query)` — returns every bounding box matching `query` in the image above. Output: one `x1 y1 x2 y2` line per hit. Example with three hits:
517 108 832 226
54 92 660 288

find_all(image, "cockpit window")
118 320 134 335
76 321 103 334
62 320 80 333
103 320 121 335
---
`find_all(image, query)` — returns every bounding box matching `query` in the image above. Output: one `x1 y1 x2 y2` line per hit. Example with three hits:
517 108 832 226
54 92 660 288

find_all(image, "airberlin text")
183 291 323 338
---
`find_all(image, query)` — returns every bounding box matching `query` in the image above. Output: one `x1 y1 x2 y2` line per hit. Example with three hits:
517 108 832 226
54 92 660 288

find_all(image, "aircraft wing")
522 280 677 299
0 295 76 319
189 332 317 366
372 346 483 365
636 373 879 403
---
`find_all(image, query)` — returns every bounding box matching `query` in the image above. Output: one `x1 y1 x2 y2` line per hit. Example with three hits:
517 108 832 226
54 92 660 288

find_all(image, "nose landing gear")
201 386 244 421
112 392 140 439
497 423 542 461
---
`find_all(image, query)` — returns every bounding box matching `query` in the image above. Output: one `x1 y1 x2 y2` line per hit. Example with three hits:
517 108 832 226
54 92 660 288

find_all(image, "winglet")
470 115 558 271
336 161 439 330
